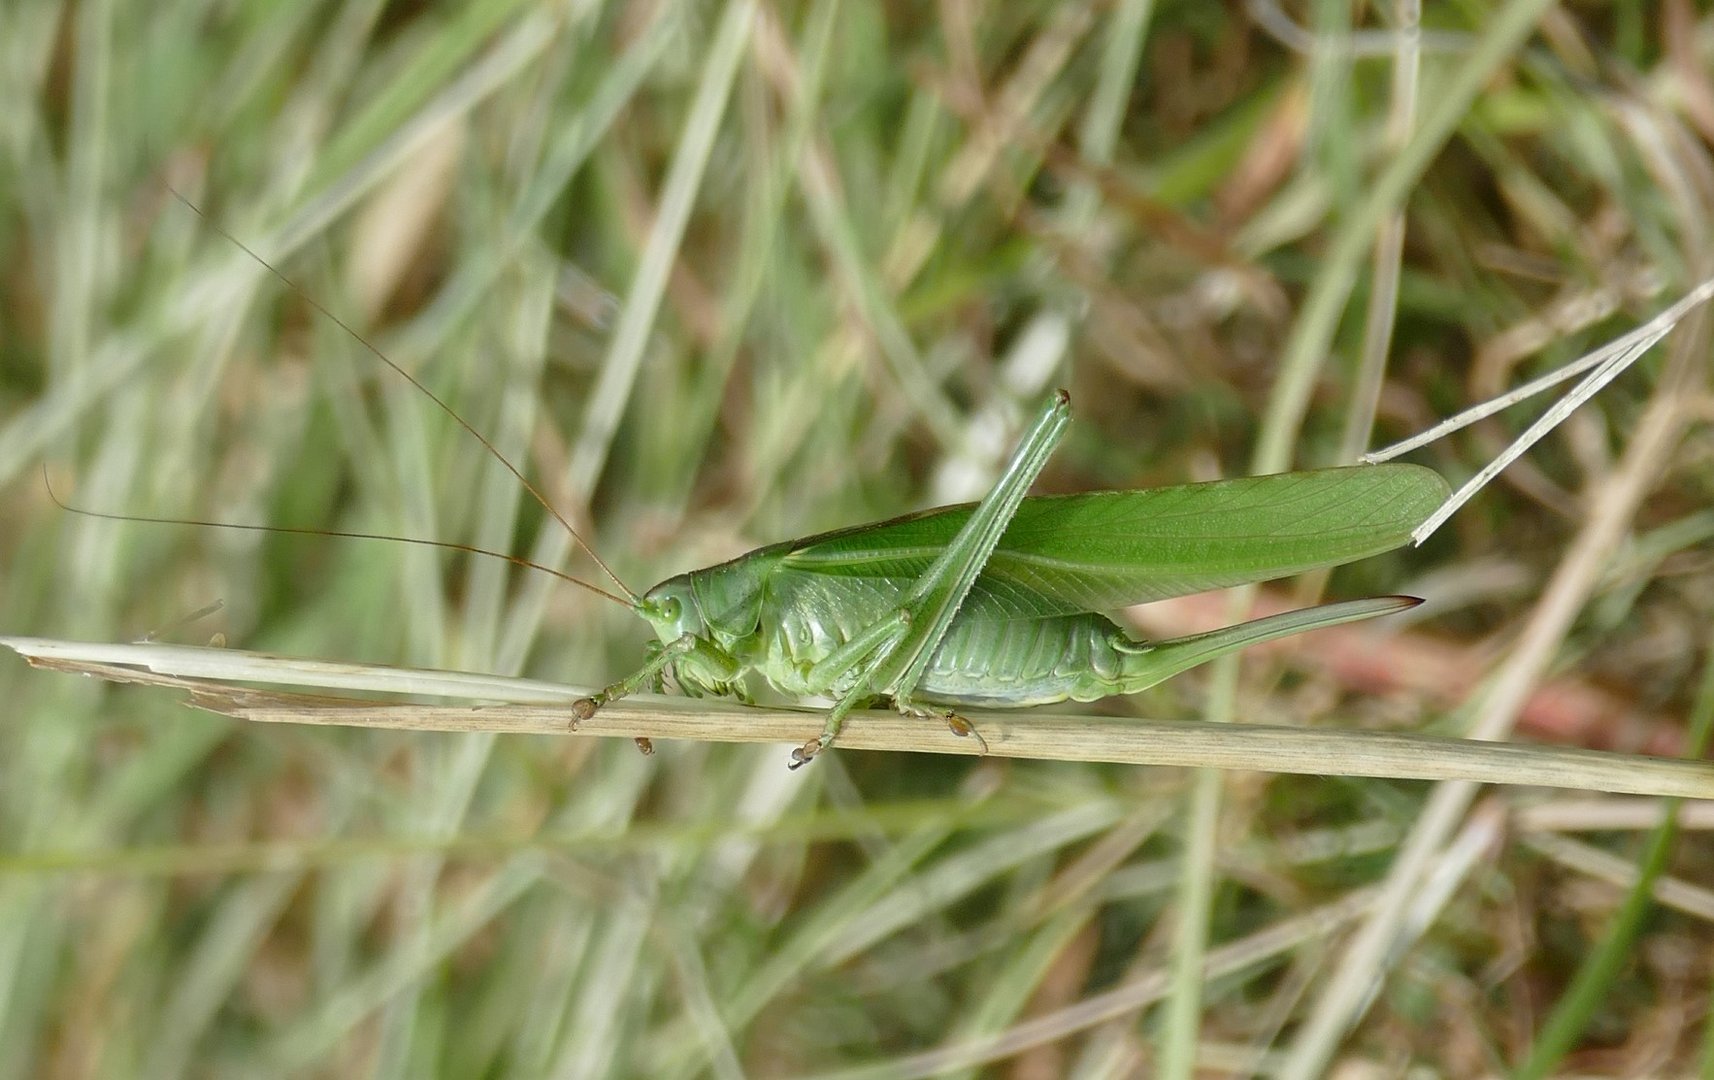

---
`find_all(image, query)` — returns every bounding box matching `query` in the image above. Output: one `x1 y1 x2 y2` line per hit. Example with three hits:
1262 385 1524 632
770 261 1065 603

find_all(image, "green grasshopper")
568 391 1449 767
91 203 1449 768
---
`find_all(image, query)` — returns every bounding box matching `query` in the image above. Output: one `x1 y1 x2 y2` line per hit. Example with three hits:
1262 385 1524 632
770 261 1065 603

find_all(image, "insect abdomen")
914 610 1129 708
755 573 1163 709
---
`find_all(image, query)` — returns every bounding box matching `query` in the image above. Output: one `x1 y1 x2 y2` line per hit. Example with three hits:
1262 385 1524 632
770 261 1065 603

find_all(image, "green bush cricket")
568 390 1448 766
69 202 1451 767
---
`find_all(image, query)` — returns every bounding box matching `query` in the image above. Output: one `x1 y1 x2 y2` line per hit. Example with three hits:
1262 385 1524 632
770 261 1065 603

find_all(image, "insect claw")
633 737 655 755
945 713 989 754
569 696 601 730
789 737 825 770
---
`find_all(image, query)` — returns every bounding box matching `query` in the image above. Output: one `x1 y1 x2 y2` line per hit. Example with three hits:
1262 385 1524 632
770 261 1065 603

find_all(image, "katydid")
75 199 1450 767
568 391 1448 766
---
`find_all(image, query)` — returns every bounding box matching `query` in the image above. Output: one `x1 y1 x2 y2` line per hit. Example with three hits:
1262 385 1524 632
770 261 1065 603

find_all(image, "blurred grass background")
5 0 1714 1075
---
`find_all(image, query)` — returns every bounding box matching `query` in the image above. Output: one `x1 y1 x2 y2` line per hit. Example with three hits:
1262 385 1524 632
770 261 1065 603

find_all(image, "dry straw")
6 635 1712 800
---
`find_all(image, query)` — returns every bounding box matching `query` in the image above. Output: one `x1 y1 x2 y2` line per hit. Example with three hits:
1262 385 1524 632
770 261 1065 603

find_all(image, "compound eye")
658 596 682 622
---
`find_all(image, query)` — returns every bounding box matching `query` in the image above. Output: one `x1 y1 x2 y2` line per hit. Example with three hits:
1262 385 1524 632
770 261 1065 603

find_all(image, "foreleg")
570 634 742 726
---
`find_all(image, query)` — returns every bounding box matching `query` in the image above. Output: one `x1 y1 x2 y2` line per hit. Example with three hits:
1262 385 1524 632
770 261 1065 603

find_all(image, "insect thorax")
642 553 776 649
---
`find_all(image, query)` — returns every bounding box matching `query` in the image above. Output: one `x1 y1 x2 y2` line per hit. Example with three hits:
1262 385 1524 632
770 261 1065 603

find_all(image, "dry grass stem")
6 636 1712 799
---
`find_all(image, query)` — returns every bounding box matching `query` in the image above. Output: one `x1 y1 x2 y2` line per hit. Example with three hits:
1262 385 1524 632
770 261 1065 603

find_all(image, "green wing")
779 464 1448 616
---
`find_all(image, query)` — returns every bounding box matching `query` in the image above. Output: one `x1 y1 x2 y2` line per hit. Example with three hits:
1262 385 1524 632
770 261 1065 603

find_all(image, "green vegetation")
3 1 1713 1075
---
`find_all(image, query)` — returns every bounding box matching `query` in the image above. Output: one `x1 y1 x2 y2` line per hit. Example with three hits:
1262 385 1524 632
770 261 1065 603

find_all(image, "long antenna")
168 187 643 607
46 469 636 610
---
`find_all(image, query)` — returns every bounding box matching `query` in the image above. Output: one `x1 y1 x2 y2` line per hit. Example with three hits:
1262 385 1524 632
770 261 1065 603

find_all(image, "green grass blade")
1514 632 1714 1077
